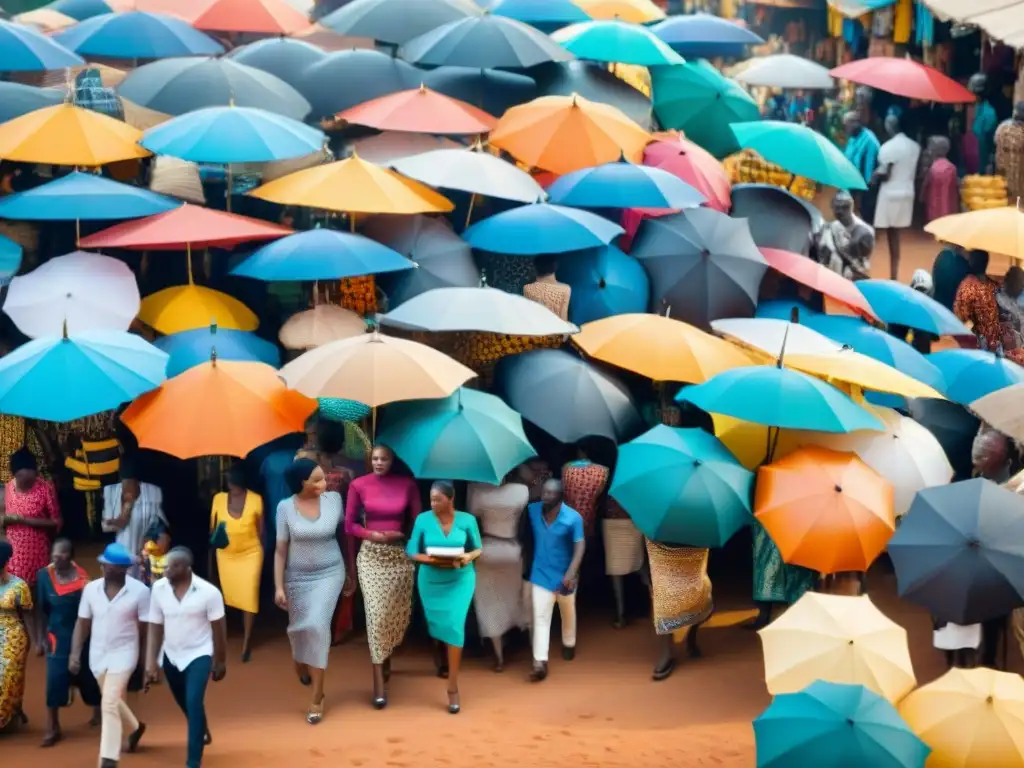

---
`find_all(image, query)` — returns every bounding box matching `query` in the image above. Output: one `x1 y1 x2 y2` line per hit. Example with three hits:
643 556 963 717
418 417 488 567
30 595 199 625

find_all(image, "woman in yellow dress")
209 464 264 662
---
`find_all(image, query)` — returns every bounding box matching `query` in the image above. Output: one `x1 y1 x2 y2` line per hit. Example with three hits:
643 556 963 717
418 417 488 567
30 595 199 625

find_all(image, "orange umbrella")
755 445 895 574
337 85 497 135
489 93 650 175
190 0 310 34
121 359 316 459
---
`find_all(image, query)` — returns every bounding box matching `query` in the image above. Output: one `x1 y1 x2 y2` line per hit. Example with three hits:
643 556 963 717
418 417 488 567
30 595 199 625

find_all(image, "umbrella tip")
211 347 217 364
210 322 218 335
571 92 579 107
419 82 426 93
833 484 842 493
61 318 68 340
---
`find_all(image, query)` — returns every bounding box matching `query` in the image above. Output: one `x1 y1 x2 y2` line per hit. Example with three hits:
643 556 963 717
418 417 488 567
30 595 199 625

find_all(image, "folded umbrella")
463 202 623 256
731 186 819 256
854 279 971 337
298 50 421 121
572 0 664 22
652 14 763 58
485 0 590 32
0 18 84 71
760 249 877 319
0 171 179 221
928 348 1024 405
225 38 327 92
0 82 63 123
319 0 482 45
547 160 706 210
830 57 973 104
336 85 497 135
155 325 281 377
399 14 573 69
391 148 545 203
55 12 224 59
736 53 834 90
556 245 649 325
731 121 866 191
0 103 149 166
279 305 367 351
552 19 682 67
924 206 1024 261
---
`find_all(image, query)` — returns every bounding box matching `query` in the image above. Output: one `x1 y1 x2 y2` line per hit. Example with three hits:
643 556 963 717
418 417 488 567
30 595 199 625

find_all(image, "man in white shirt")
70 543 150 768
872 110 921 280
146 547 227 768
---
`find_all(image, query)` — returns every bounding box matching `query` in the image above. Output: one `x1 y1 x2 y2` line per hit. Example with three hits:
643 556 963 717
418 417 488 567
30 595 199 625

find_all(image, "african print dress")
5 478 61 587
36 564 100 709
0 576 32 730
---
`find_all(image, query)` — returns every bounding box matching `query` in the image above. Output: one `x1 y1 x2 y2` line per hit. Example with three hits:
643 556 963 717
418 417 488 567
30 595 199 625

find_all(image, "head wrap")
9 447 36 475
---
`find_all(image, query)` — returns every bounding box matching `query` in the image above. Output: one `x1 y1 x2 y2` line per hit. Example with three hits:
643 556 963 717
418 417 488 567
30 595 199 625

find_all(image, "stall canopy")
921 0 1024 48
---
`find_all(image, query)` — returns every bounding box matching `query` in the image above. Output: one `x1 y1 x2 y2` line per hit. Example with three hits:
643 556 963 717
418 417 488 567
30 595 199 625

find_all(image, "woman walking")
3 448 61 588
407 481 482 714
273 458 344 724
0 539 35 731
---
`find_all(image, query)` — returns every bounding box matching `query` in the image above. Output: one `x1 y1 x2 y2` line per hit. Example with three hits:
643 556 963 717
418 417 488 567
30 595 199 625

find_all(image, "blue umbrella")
141 107 326 164
755 299 820 322
0 172 180 221
928 349 1024 405
0 18 84 72
421 66 537 120
231 229 414 282
463 203 624 255
45 0 117 20
0 234 22 287
154 325 280 378
652 14 763 58
484 0 590 32
855 279 971 337
0 331 168 422
552 19 684 67
225 37 327 92
556 245 649 325
547 160 706 210
320 0 483 46
0 82 63 123
55 12 225 60
298 49 421 121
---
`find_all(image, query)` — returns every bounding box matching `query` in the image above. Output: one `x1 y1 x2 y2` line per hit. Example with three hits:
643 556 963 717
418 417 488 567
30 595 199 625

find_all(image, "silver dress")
468 482 529 639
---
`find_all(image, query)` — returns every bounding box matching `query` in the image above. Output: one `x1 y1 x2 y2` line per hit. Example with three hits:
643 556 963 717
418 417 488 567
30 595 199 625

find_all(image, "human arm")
10 481 62 530
17 581 38 651
208 590 227 681
457 514 483 568
33 575 47 655
144 588 164 684
562 515 586 592
273 500 290 609
68 617 90 674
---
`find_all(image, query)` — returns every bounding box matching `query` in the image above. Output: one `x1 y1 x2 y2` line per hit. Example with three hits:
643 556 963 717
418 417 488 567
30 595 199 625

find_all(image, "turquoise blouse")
406 511 482 585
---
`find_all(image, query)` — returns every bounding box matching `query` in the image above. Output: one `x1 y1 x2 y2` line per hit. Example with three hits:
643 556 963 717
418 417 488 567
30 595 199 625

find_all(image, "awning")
923 0 1024 48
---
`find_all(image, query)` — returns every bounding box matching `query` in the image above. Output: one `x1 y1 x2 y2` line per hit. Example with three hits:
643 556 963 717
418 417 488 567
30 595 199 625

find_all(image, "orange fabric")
191 0 309 35
953 274 1000 350
336 86 497 134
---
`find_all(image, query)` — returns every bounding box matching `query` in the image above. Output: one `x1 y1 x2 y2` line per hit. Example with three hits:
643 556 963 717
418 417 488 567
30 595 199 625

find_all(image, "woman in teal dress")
406 481 482 715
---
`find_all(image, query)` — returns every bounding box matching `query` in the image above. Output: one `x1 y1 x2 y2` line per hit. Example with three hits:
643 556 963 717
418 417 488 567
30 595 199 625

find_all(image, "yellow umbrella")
925 205 1024 260
711 414 802 471
572 0 666 22
14 8 77 31
759 592 916 703
784 349 946 400
899 667 1024 766
138 284 258 335
0 103 150 166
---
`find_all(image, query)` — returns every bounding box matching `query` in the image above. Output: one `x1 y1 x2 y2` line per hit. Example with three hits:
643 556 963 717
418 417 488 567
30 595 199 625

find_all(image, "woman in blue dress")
406 481 481 715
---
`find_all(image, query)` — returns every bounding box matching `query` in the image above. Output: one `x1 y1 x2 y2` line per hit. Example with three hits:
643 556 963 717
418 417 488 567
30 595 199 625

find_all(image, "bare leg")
433 640 449 678
89 706 101 727
490 635 504 672
294 660 311 686
371 663 386 708
306 667 325 724
241 611 254 662
887 228 901 281
611 575 626 628
446 644 463 714
41 707 61 746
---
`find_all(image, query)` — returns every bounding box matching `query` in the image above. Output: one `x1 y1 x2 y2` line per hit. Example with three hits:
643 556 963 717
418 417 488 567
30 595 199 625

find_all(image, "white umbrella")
4 251 140 339
278 305 367 350
391 148 546 203
970 383 1024 443
711 317 842 358
735 54 835 90
349 132 461 165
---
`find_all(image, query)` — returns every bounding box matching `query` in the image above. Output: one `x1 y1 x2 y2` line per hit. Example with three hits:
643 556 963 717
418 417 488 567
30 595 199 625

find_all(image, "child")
141 519 169 586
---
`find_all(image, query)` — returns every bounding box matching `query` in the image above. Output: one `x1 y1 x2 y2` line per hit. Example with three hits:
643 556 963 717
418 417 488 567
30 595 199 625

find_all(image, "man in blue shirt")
524 479 585 683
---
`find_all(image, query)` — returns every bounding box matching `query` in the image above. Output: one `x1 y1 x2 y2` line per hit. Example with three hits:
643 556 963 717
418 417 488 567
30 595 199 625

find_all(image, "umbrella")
573 312 752 382
462 202 623 255
391 148 546 203
420 65 537 120
759 592 916 702
547 160 706 210
377 388 535 484
730 186 819 256
531 60 655 131
139 284 259 335
929 348 1024 405
552 19 682 67
279 330 476 406
14 9 79 32
736 53 835 90
0 236 21 286
279 304 367 350
297 49 420 120
484 0 589 32
336 85 497 135
731 121 867 191
362 214 480 308
652 14 763 58
4 252 140 339
631 208 767 328
496 347 641 443
678 366 884 433
830 57 973 103
756 298 820 322
225 38 327 92
380 286 576 336
712 317 842 358
0 331 167 422
0 18 84 71
399 14 573 69
573 0 664 22
0 171 179 221
155 325 281 377
54 12 224 59
0 103 148 166
117 57 311 120
140 106 326 164
556 245 649 325
190 0 310 35
610 424 754 547
760 249 877 319
785 347 945 401
643 135 731 212
319 0 481 45
754 681 930 768
755 446 895 574
0 82 63 123
650 60 759 159
490 93 650 175
46 0 122 19
971 383 1024 444
856 279 970 337
924 206 1024 260
349 132 461 165
899 668 1024 766
907 397 979 481
122 360 316 459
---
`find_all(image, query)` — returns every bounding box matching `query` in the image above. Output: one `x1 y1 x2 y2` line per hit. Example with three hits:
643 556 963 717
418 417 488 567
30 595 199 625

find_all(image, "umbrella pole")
371 406 377 441
464 194 476 230
226 166 232 212
186 243 194 285
75 218 80 248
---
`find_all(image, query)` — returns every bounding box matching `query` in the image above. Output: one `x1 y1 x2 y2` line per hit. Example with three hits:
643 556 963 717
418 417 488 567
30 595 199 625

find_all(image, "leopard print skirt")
646 540 713 636
357 541 414 664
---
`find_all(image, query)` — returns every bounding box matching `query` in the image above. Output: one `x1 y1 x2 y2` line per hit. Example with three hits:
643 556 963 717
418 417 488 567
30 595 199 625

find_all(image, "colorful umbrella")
610 425 754 547
855 279 971 337
421 65 538 120
0 236 22 287
299 49 421 121
122 360 316 459
336 85 497 135
14 9 79 32
139 284 259 335
970 382 1024 445
350 132 461 165
556 245 649 325
319 0 481 45
643 134 731 212
760 248 878 320
712 317 842 358
547 160 705 210
155 325 281 377
907 397 979 481
552 19 682 66
486 0 590 32
225 37 327 92
572 0 664 22
735 53 835 90
391 148 546 204
279 305 366 351
0 103 149 166
0 18 84 71
924 206 1024 260
929 349 1024 405
731 184 823 255
190 0 310 35
0 82 63 122
0 171 179 221
377 388 535 484
47 0 124 19
830 57 973 103
54 12 224 59
785 348 945 400
399 14 573 69
534 60 655 131
731 121 867 191
463 202 623 255
652 14 763 58
755 298 820 323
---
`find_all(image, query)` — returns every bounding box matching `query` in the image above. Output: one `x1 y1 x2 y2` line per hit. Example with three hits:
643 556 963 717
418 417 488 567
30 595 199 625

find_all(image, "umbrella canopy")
336 85 497 135
0 103 148 166
14 9 79 32
46 0 123 19
391 148 545 203
140 106 325 164
730 185 819 255
907 397 979 481
118 57 311 120
279 304 366 350
0 171 179 221
54 12 224 59
0 18 84 71
831 57 973 103
755 446 895 574
122 360 316 459
736 53 834 90
421 65 538 120
155 325 280 377
0 236 22 286
532 60 655 131
495 347 642 443
552 19 681 67
279 331 476 406
463 202 623 255
139 285 259 335
756 298 820 322
760 249 877 320
856 279 970 337
225 38 327 92
0 331 167 422
929 348 1024 405
190 0 310 35
970 382 1024 444
785 347 945 400
298 49 421 120
485 0 589 32
712 317 842 358
320 0 481 45
573 0 664 22
0 82 64 123
556 245 649 325
377 388 535 484
759 592 916 702
548 160 706 210
731 121 867 191
399 13 573 69
643 134 731 212
350 132 461 165
631 208 767 328
924 206 1024 260
754 681 930 768
652 14 763 58
610 425 754 547
490 93 650 175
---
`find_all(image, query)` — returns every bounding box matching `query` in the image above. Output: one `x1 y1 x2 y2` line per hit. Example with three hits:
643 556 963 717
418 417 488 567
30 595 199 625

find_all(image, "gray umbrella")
531 60 657 131
631 207 767 330
320 0 481 45
225 38 327 93
730 183 819 256
0 82 62 124
495 348 643 444
421 66 536 117
117 57 311 120
361 214 480 309
298 49 420 121
399 14 573 69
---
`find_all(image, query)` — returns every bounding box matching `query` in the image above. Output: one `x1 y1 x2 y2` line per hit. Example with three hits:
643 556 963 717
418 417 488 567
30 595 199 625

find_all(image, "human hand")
561 574 578 593
5 514 21 524
342 573 357 597
35 644 45 657
274 588 288 611
211 662 227 682
144 664 160 688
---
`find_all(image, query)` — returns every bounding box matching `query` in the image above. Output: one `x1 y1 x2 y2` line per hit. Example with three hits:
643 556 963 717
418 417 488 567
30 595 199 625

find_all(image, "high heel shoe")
446 690 460 715
382 657 391 683
372 694 388 710
307 698 324 725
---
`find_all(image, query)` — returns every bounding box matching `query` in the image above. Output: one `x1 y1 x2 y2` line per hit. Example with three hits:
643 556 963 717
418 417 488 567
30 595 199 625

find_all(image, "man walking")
145 547 227 768
70 543 150 768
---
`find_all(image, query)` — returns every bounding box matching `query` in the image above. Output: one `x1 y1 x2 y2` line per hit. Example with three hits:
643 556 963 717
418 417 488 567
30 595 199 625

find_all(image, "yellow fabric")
720 0 737 18
0 103 149 166
828 7 843 36
138 284 258 334
893 0 912 44
211 491 264 614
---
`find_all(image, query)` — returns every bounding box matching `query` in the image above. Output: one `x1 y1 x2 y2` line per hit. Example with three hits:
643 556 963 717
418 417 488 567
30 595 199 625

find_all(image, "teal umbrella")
610 425 753 547
377 388 535 484
731 121 868 191
551 19 683 66
754 681 930 768
652 60 759 159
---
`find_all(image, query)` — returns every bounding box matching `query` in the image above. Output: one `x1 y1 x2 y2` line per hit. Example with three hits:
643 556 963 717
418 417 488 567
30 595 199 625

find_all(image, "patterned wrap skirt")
602 518 645 576
646 540 713 636
357 540 414 664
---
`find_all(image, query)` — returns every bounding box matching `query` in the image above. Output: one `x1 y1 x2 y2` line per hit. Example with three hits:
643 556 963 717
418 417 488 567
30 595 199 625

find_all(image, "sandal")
447 690 460 715
307 698 324 725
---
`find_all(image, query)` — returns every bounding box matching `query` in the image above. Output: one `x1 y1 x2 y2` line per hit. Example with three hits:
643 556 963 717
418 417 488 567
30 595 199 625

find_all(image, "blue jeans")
162 655 211 768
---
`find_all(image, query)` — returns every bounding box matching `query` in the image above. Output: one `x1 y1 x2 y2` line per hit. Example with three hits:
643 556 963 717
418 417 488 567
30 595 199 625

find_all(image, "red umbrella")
760 247 879 322
830 57 974 104
336 85 497 136
190 0 310 35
